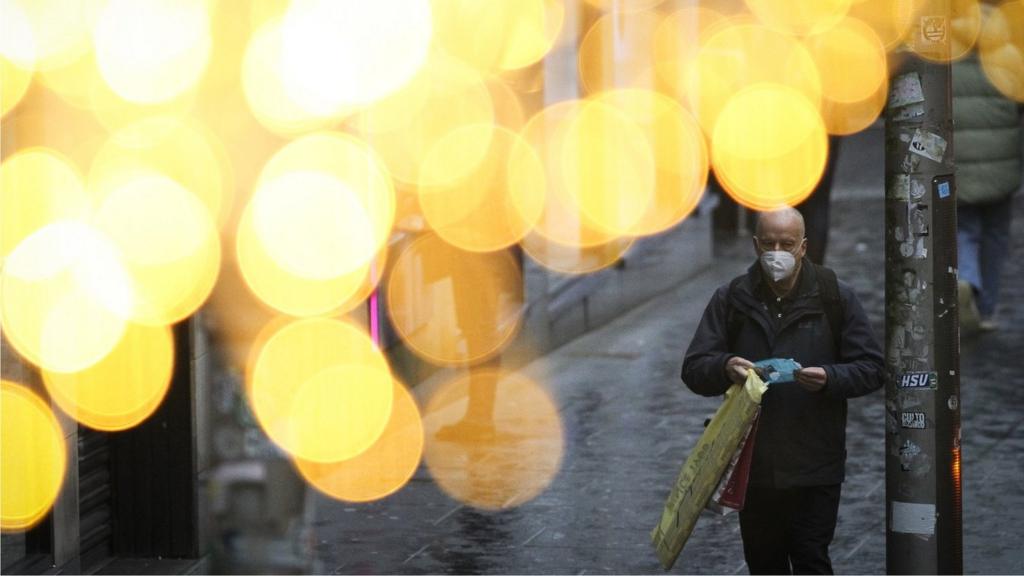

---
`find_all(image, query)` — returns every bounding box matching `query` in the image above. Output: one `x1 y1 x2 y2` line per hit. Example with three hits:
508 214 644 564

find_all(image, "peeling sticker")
901 412 927 429
890 174 911 200
892 501 936 535
948 395 959 410
899 371 937 390
894 102 926 122
895 225 928 259
909 129 947 163
889 73 926 109
907 203 929 236
899 440 921 469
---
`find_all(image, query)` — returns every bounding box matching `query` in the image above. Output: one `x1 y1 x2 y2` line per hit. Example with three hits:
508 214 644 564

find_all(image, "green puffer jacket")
952 54 1022 205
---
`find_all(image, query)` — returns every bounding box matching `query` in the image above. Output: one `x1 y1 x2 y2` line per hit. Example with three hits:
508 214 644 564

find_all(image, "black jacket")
681 262 884 488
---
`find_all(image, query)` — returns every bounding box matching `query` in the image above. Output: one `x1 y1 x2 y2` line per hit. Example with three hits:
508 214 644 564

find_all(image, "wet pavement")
309 193 1024 575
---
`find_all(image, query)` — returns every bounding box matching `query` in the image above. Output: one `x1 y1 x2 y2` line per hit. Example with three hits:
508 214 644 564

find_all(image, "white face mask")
760 250 797 282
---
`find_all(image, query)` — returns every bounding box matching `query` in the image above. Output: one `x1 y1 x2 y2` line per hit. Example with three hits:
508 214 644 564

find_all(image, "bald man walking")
681 208 884 575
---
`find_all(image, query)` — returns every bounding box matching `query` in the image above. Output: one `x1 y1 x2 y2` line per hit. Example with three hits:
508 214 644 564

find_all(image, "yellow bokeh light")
520 100 620 248
92 171 221 326
387 234 523 366
804 16 889 135
820 73 888 135
653 6 726 101
279 0 432 116
7 0 98 71
979 0 1024 102
355 53 496 187
712 83 829 211
1 381 67 532
36 49 197 135
431 0 565 71
520 232 635 275
583 0 665 12
952 0 984 61
1 58 33 118
806 17 888 104
92 0 212 104
746 0 853 36
687 21 822 137
848 0 927 50
294 380 423 503
252 132 394 279
487 76 528 131
253 172 375 280
42 323 173 431
578 10 664 94
89 117 233 230
1 149 91 260
36 51 94 110
561 99 657 237
241 17 340 135
1 221 130 373
248 318 394 463
593 89 708 236
419 124 546 252
422 368 563 510
235 203 375 318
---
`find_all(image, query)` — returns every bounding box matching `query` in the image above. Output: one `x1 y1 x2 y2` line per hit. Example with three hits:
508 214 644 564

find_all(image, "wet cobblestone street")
311 194 1024 574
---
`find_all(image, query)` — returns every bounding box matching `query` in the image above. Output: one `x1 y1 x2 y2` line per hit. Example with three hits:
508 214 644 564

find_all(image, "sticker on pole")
909 129 947 163
898 372 937 390
889 73 925 109
901 412 927 429
934 174 954 200
892 501 936 535
921 16 947 44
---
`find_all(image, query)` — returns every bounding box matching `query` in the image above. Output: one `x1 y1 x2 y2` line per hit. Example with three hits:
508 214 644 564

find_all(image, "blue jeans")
958 195 1014 318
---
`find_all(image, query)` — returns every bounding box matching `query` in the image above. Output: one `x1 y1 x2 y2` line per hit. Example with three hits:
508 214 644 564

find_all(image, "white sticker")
890 73 926 109
909 129 947 163
901 412 927 429
892 501 936 535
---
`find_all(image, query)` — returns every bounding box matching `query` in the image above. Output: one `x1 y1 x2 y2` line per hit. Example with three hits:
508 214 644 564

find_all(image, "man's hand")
795 367 828 392
726 356 755 384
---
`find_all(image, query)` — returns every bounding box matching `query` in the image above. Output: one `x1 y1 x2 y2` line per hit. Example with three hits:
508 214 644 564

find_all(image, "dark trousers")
739 483 842 575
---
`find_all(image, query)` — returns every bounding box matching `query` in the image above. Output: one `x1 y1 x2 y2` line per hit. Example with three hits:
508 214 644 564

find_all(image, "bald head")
754 207 805 239
752 206 808 273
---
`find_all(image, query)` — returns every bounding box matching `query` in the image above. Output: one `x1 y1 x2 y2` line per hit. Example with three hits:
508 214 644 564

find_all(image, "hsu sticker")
899 371 937 390
901 412 927 429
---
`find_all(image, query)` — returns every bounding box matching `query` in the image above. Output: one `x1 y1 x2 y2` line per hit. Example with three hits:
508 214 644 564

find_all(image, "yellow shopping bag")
650 370 768 570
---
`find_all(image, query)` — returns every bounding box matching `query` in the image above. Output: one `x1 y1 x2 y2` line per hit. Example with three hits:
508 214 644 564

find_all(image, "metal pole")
884 3 963 574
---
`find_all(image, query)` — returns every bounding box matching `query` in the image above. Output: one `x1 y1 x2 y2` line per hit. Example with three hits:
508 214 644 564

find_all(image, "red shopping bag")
712 409 761 508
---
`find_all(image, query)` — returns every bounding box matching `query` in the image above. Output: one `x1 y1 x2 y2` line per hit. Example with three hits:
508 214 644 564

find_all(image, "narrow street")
309 192 1024 574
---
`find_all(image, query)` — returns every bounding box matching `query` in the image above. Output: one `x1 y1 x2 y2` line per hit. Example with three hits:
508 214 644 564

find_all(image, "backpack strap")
812 263 845 355
725 275 746 350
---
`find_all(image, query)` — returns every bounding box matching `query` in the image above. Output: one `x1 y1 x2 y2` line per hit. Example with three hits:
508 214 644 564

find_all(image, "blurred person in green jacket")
953 51 1023 332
